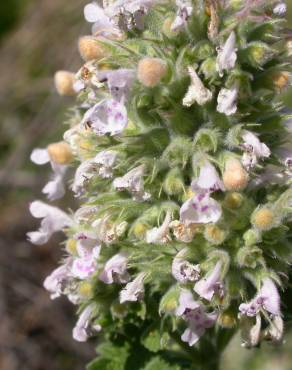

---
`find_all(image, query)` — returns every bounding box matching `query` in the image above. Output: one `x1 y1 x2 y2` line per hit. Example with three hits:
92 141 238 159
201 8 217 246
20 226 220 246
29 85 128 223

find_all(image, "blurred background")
0 1 292 370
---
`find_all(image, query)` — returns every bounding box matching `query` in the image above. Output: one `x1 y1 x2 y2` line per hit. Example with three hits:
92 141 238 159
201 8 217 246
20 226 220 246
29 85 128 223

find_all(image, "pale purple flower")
241 130 271 169
72 159 98 197
113 165 151 201
71 232 101 280
146 211 172 244
183 67 212 107
43 259 73 299
192 161 224 193
239 278 281 317
120 272 146 303
217 86 238 116
81 99 128 136
73 304 101 342
273 2 287 16
27 201 73 245
171 0 193 32
180 193 222 225
176 290 217 346
30 148 67 201
94 150 117 178
172 249 200 283
99 252 130 284
216 32 237 77
97 69 135 102
194 262 224 301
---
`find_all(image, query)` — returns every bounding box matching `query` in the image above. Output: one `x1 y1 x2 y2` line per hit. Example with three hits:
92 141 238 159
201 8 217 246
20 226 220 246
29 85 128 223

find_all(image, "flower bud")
163 167 184 195
66 238 78 255
272 71 290 91
78 36 108 61
218 311 237 328
243 229 261 247
54 71 76 96
130 221 150 239
204 225 226 245
192 41 214 61
47 141 73 165
111 302 128 318
252 207 275 231
200 57 217 79
159 286 180 314
162 17 179 38
236 246 263 269
223 159 249 191
137 58 167 87
224 192 244 209
78 281 93 298
244 42 273 67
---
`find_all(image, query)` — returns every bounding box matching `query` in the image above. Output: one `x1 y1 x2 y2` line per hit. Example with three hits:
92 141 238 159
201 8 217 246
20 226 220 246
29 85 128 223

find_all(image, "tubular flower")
183 67 212 107
216 31 237 77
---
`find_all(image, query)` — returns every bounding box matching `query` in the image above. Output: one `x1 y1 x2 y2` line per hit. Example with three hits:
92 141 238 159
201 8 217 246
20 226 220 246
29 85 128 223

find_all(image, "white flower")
120 272 146 303
113 165 151 201
194 262 224 301
241 130 271 169
183 67 212 107
146 211 172 244
94 150 117 178
43 259 73 299
217 86 238 116
97 69 135 102
273 3 287 16
81 99 128 136
216 31 237 77
74 61 103 93
192 161 224 193
171 0 193 32
180 192 222 225
30 148 67 201
73 304 101 342
239 278 281 317
172 249 200 283
100 253 130 284
27 201 73 245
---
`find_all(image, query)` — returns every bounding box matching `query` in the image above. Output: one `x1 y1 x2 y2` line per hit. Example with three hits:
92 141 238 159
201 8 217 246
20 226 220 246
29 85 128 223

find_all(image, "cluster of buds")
28 0 292 364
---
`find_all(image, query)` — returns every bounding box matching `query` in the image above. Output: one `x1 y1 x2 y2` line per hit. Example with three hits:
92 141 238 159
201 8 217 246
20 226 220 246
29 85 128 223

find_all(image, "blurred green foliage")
0 0 29 41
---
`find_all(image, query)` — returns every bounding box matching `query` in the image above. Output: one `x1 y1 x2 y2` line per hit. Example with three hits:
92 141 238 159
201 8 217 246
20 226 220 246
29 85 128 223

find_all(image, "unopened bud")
162 17 179 38
47 141 73 165
130 221 149 239
137 58 167 87
78 281 93 298
252 207 275 231
66 239 78 255
218 311 237 328
224 192 243 209
243 229 261 247
78 36 108 61
245 42 273 67
200 57 217 79
223 159 249 191
54 71 76 96
163 167 184 195
204 225 226 245
272 71 290 91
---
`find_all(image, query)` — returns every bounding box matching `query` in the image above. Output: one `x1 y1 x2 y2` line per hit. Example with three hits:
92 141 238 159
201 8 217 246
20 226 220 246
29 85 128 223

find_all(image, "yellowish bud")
223 159 248 191
218 312 237 328
162 18 179 38
78 36 108 62
272 71 290 91
78 281 93 298
204 225 226 245
66 239 77 255
252 208 275 231
137 58 167 87
47 141 73 165
132 222 149 239
54 71 76 96
224 192 243 209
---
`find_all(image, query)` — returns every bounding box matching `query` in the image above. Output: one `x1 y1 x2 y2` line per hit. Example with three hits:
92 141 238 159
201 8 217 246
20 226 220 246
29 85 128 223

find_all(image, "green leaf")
142 357 180 370
141 325 162 353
